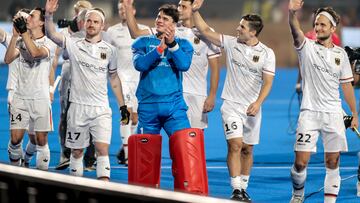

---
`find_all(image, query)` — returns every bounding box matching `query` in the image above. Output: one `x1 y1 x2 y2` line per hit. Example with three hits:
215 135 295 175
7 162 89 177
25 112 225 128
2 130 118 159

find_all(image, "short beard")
317 34 331 41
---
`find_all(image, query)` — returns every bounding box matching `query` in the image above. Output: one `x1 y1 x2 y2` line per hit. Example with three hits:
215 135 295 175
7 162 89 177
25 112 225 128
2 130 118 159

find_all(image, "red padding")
128 134 162 188
169 128 208 195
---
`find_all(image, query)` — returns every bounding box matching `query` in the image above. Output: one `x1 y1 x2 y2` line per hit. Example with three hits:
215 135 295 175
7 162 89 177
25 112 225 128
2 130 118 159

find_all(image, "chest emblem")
100 53 107 60
194 37 200 44
335 58 340 66
253 55 259 63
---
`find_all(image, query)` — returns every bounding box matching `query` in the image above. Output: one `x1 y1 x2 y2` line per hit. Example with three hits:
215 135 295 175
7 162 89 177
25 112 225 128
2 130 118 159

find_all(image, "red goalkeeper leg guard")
128 134 162 188
169 128 208 195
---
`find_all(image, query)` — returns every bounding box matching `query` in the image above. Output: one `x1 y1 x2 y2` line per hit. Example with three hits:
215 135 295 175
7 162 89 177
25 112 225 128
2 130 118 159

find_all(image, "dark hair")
241 14 263 37
182 0 195 4
158 4 179 23
119 0 135 7
314 7 340 27
19 8 31 14
33 7 45 34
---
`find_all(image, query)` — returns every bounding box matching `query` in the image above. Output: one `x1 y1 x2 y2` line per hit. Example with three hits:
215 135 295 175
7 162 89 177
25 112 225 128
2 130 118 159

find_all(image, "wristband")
166 40 177 48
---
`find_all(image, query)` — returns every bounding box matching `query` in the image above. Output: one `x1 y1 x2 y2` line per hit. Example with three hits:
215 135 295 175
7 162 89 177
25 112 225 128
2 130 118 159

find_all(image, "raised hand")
164 24 175 45
289 0 304 12
192 0 204 12
45 0 59 14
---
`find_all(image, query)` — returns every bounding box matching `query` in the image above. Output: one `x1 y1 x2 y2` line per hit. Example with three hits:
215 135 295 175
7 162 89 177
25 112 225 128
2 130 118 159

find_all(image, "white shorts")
295 110 348 153
66 103 112 149
9 97 53 132
122 81 138 113
220 100 261 145
183 92 208 129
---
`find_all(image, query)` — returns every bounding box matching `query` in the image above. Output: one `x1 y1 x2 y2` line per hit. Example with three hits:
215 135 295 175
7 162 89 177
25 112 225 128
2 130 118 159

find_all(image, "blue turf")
0 65 359 202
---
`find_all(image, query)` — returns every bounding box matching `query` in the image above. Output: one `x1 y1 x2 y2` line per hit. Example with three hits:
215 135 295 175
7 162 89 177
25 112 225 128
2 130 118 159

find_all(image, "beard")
316 33 331 41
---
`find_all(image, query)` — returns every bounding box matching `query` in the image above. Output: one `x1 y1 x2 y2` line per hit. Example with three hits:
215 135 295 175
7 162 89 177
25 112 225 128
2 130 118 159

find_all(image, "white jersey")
149 25 221 96
297 38 353 113
220 35 275 105
107 23 149 82
15 36 57 99
63 36 118 107
1 32 18 91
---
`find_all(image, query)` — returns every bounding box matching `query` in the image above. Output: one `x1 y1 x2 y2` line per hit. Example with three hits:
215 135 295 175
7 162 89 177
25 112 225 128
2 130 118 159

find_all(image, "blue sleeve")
132 37 161 72
168 38 193 72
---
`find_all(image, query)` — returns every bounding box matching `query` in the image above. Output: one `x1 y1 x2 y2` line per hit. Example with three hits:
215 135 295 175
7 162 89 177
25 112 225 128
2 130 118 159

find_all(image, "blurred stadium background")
0 0 360 202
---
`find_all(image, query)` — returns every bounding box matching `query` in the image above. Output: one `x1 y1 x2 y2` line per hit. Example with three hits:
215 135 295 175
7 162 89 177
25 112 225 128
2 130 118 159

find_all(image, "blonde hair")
74 1 93 14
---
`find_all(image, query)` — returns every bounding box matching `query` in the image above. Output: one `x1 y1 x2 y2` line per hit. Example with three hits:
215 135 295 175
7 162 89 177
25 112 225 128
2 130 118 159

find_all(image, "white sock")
240 175 250 190
291 165 307 196
230 176 241 191
24 141 37 164
8 141 23 166
96 156 110 179
131 122 138 135
36 144 50 170
70 154 84 177
324 167 340 201
121 120 133 161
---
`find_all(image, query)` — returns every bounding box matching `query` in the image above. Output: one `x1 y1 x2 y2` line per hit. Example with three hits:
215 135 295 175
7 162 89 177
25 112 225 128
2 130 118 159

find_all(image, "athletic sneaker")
84 161 97 172
357 181 360 197
117 147 126 165
55 155 70 170
240 189 252 202
290 194 304 203
230 189 243 201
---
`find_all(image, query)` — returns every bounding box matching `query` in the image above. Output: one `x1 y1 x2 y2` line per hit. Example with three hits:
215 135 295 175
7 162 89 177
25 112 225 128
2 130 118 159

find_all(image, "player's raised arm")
45 0 65 47
123 0 150 38
192 0 221 47
288 0 305 48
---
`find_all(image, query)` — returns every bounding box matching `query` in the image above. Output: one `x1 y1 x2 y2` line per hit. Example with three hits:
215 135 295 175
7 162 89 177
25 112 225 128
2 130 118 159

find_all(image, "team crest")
194 37 200 44
100 53 107 60
335 58 340 65
253 55 259 62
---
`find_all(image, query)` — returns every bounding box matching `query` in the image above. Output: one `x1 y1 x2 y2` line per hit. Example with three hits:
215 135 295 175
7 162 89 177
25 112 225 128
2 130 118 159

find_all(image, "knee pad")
128 134 162 188
96 156 110 179
8 141 23 165
36 144 50 170
70 154 84 177
170 128 208 195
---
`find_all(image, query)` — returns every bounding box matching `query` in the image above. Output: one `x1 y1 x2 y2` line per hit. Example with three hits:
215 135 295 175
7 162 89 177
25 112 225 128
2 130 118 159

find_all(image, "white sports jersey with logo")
63 36 118 107
220 35 275 105
107 23 149 83
15 36 57 99
149 26 221 96
297 38 353 113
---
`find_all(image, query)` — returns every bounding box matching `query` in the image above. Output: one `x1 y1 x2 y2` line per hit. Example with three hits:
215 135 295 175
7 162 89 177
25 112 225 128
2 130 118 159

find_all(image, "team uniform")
219 35 276 144
9 36 56 132
62 36 118 149
149 26 221 129
132 35 193 136
295 38 353 152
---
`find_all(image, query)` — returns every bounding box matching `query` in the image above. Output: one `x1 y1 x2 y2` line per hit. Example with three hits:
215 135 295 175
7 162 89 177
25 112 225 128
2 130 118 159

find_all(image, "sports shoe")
84 161 96 172
240 189 252 202
230 189 243 201
116 147 126 164
55 155 70 170
290 194 304 203
357 181 360 197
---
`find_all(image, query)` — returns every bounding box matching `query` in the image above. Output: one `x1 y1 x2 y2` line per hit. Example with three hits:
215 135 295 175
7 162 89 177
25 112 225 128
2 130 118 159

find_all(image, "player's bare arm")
247 73 274 116
21 33 49 60
124 0 150 38
109 71 130 125
45 0 65 47
288 0 305 48
341 82 359 130
192 3 221 47
203 57 219 113
4 27 20 64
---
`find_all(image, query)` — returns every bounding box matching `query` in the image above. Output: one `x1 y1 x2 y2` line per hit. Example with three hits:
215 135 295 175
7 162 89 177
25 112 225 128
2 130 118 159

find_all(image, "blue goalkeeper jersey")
132 35 193 103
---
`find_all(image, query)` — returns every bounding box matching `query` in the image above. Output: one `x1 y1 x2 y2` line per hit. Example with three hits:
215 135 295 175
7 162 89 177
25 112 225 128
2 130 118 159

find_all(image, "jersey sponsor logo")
78 60 107 72
312 63 339 79
335 58 340 66
253 55 260 62
231 59 258 74
193 51 201 56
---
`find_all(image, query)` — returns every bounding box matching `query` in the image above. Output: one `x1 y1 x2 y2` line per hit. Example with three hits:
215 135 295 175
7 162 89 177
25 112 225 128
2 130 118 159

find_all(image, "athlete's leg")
290 151 311 202
35 131 50 170
8 129 26 166
324 152 341 203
